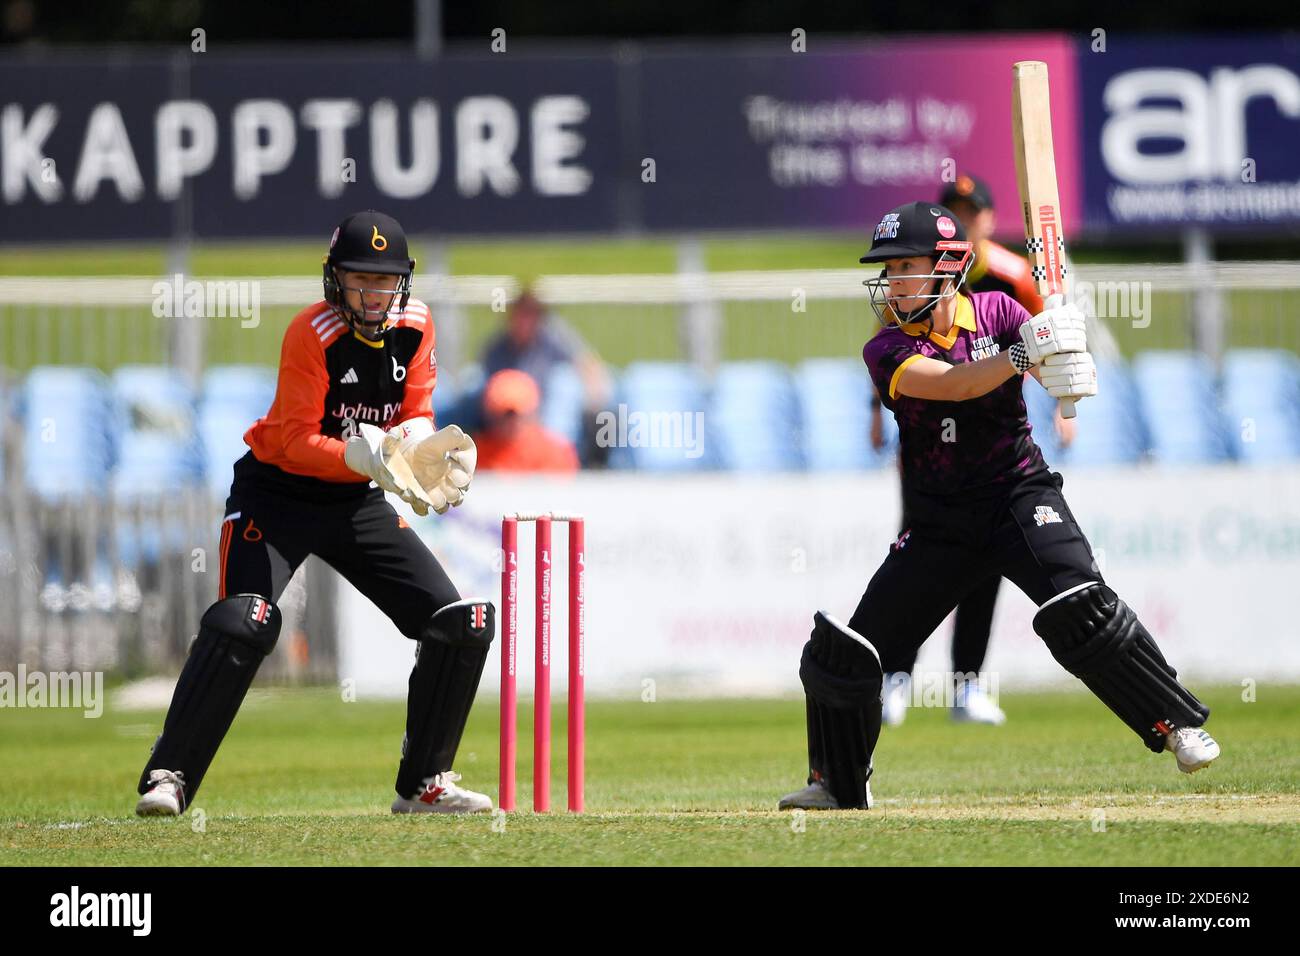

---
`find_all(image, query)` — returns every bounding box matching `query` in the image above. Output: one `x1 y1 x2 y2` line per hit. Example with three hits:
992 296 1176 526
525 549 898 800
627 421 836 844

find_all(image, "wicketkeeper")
135 210 495 816
780 201 1220 810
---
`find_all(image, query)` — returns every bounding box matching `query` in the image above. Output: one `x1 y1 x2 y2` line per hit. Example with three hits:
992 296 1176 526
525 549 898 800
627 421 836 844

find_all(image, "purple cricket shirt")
864 291 1048 499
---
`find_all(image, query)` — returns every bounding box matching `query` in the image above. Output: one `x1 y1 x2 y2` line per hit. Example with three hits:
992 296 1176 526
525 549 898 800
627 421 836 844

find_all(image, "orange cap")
483 368 541 417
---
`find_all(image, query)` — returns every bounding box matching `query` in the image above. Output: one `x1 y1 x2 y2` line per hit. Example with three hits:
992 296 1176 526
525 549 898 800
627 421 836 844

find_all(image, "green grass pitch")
2 685 1297 866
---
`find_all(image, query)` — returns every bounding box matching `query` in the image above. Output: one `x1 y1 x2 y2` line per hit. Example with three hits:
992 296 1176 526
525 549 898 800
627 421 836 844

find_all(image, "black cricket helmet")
859 201 974 327
322 210 416 339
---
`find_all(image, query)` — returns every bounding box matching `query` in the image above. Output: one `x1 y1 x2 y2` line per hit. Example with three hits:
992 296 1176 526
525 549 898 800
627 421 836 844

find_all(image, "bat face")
1012 59 1069 301
1029 204 1065 298
1012 58 1078 419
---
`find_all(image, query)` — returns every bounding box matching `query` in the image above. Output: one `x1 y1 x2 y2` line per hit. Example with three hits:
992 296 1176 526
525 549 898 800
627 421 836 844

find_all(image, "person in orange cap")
475 369 580 473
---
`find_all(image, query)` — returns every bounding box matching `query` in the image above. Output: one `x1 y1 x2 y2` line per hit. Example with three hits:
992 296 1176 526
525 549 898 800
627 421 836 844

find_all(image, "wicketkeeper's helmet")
322 210 416 339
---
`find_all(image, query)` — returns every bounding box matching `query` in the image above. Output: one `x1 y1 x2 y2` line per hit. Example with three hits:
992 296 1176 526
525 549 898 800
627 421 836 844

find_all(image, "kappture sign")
0 53 622 238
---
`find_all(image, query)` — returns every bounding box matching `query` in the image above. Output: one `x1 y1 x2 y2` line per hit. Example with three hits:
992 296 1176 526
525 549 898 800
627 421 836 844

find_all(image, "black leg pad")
1034 584 1210 752
395 598 495 799
138 594 282 801
798 611 884 808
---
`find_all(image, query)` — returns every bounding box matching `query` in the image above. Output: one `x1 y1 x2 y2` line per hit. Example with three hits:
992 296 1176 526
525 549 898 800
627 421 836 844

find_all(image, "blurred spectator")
939 173 1043 316
480 287 612 465
475 370 579 474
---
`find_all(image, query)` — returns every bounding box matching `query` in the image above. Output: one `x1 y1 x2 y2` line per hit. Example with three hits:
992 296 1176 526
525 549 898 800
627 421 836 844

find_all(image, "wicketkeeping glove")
343 422 438 513
388 419 478 515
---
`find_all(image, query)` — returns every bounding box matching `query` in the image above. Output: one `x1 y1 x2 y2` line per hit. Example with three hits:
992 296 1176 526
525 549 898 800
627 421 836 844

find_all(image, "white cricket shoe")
951 680 1007 725
777 777 872 811
881 673 910 727
391 771 493 814
1165 727 1220 774
135 769 186 816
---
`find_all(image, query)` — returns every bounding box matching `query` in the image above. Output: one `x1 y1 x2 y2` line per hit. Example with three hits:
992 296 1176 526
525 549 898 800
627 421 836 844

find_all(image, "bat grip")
1059 398 1077 419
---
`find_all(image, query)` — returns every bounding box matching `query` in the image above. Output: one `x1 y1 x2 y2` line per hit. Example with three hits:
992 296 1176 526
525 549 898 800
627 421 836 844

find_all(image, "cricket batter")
779 201 1220 810
135 210 494 816
873 173 1069 726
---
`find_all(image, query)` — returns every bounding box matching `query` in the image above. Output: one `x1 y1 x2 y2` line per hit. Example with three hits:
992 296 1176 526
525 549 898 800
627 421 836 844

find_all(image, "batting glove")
1039 350 1098 401
1018 299 1087 364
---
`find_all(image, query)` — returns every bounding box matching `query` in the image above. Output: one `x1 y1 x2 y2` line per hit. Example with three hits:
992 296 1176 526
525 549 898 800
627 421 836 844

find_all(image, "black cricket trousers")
853 470 1102 673
218 454 460 638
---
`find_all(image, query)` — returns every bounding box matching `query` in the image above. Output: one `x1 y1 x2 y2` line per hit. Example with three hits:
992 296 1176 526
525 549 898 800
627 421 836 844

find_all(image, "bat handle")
1043 295 1076 419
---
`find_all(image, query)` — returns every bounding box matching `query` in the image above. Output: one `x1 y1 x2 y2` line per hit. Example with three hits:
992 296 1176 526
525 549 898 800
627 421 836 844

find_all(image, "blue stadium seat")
1022 373 1061 460
540 364 585 447
1132 352 1233 464
112 365 195 421
111 433 202 497
198 409 251 498
711 361 801 472
111 366 203 499
431 372 459 425
1052 358 1148 467
202 365 277 411
108 367 203 568
22 367 114 497
609 362 710 471
200 365 276 497
1221 349 1300 463
437 363 484 432
795 359 891 471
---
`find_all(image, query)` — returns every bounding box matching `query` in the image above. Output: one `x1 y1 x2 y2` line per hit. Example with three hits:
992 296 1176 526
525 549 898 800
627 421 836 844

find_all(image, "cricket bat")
1011 59 1076 419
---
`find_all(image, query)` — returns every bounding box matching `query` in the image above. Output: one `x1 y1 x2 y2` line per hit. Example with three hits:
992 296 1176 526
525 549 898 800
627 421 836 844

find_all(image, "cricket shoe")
881 672 910 727
1165 727 1220 774
777 777 873 811
135 769 186 816
951 680 1006 725
391 771 493 814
